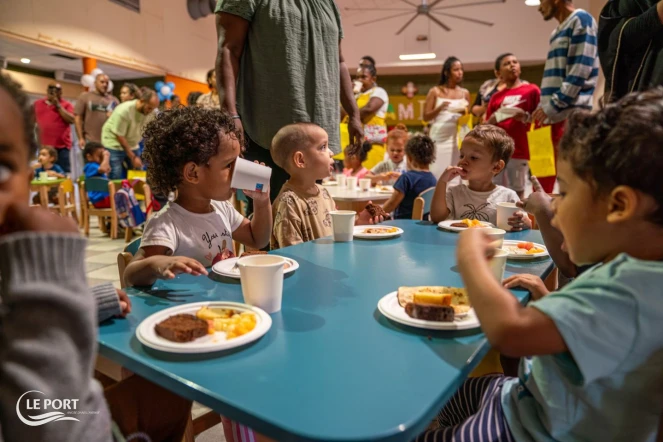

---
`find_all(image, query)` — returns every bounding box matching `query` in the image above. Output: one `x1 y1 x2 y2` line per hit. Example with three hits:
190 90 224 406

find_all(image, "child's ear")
493 159 505 175
293 151 305 169
606 185 638 224
182 162 200 184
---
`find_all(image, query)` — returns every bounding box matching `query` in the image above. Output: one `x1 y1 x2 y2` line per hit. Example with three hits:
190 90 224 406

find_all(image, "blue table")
98 220 554 441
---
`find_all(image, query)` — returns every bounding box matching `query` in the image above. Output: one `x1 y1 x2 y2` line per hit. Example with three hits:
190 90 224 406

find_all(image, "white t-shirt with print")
140 201 244 266
370 87 389 118
445 184 519 225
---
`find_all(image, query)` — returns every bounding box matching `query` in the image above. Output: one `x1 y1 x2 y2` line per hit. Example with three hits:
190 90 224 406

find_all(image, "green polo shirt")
101 99 148 151
216 0 344 153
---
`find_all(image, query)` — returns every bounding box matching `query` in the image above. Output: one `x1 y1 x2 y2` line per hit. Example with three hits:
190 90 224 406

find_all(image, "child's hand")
46 170 58 177
440 166 463 183
503 274 549 300
356 210 383 225
517 190 552 217
149 256 208 280
103 149 111 159
456 229 492 271
508 211 531 231
116 289 132 317
387 171 401 180
242 161 271 203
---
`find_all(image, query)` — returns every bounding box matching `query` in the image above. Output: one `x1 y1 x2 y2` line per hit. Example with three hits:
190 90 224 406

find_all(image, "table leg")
39 186 49 208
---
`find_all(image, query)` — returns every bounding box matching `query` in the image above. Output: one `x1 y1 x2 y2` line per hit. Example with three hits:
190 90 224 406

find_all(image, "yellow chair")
117 237 141 289
54 178 78 222
411 187 436 221
127 170 147 181
80 178 119 239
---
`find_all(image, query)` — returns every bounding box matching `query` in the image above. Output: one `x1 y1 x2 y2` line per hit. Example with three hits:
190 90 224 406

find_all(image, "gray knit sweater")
0 232 113 442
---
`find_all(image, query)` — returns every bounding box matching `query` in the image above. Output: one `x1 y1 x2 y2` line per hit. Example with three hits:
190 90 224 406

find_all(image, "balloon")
90 68 104 78
155 81 175 101
160 85 172 96
80 74 95 88
107 80 114 93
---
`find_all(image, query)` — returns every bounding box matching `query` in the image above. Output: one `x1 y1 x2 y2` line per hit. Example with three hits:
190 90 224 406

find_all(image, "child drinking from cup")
342 141 372 179
430 125 531 231
381 135 437 219
270 123 383 250
416 89 663 441
83 141 112 208
31 146 66 205
124 106 272 287
367 123 408 185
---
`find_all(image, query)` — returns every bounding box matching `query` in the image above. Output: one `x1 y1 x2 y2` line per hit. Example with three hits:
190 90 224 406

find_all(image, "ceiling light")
525 0 540 5
399 53 437 61
20 58 31 64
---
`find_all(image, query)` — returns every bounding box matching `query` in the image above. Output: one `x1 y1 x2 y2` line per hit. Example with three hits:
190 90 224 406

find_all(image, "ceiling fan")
345 0 506 35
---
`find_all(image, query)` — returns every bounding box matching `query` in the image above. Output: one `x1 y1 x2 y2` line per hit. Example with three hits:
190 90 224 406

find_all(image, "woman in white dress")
424 57 471 179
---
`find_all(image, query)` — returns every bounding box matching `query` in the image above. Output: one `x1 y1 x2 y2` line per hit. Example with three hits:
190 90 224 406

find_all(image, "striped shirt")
541 9 599 123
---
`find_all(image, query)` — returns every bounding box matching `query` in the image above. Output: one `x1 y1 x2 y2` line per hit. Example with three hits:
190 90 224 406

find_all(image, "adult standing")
532 0 599 193
486 53 541 199
471 55 507 122
215 0 363 206
119 83 140 103
74 74 119 149
33 82 75 173
423 56 471 180
101 88 159 179
196 69 221 109
598 0 663 102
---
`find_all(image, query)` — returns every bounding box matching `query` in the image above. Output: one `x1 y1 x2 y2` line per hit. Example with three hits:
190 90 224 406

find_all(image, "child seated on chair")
430 125 531 231
342 141 372 179
367 123 408 185
123 106 271 287
416 88 663 442
31 146 66 205
270 123 384 250
381 135 437 220
83 141 112 209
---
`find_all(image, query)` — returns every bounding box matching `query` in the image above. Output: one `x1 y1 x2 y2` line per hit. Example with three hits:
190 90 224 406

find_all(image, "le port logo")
16 390 88 427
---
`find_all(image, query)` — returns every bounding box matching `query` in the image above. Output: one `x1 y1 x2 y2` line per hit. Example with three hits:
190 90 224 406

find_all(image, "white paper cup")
330 210 356 242
39 171 48 180
346 176 358 191
238 255 286 313
336 174 347 187
488 249 509 282
359 178 371 191
496 202 521 230
483 228 506 248
230 157 272 193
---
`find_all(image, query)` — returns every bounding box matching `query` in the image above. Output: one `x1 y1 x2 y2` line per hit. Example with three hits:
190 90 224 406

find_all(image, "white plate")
353 225 403 239
502 240 549 260
322 181 338 186
375 186 394 194
136 301 271 353
212 256 299 279
437 220 494 232
46 177 58 181
377 292 479 331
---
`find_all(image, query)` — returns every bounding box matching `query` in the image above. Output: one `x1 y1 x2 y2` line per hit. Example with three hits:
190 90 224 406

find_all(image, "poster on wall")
385 94 477 126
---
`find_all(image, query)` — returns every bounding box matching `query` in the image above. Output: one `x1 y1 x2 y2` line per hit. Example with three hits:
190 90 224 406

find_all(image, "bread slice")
398 286 470 314
405 303 455 322
155 314 208 343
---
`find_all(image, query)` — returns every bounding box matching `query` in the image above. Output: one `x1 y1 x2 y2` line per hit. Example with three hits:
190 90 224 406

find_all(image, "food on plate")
405 303 455 322
365 203 392 220
240 250 268 258
504 243 546 255
155 314 208 343
377 185 393 192
362 227 399 234
450 219 486 229
398 286 471 314
196 307 257 340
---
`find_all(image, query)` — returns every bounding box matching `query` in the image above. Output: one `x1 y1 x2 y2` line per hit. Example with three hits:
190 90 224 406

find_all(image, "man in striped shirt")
532 0 599 193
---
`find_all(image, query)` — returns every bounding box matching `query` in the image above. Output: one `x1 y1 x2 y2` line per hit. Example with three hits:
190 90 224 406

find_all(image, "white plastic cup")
238 255 286 313
346 176 358 191
496 202 521 230
330 210 356 242
230 157 272 193
39 171 48 180
483 228 507 248
336 174 347 187
359 178 371 191
488 249 509 282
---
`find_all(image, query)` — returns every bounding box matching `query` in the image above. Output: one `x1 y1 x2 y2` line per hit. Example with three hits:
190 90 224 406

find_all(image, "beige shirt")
271 182 336 250
196 92 221 109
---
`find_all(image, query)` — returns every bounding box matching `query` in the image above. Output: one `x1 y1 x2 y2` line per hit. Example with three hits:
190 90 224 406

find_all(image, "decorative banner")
385 95 428 126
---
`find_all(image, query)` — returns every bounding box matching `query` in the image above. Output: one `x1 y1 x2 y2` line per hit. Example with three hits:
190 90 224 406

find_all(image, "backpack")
115 180 159 228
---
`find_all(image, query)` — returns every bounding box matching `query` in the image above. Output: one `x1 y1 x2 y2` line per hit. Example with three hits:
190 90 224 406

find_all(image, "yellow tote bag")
457 112 474 148
527 123 556 177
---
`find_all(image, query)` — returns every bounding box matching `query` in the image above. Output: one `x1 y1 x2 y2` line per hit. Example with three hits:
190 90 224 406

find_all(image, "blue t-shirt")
502 254 663 441
393 170 437 219
35 164 64 175
83 162 109 204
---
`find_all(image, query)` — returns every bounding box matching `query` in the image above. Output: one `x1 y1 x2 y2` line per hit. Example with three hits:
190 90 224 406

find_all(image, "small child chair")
412 187 436 221
80 177 119 239
55 178 78 222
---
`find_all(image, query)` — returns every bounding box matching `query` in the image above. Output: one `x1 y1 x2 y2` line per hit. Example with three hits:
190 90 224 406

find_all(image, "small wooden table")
30 178 65 208
323 184 391 212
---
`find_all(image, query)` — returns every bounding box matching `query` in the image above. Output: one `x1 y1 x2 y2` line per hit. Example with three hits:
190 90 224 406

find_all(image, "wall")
5 69 84 99
0 0 217 83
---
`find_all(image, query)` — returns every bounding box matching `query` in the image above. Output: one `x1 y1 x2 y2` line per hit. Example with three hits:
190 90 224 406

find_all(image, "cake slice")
155 314 208 343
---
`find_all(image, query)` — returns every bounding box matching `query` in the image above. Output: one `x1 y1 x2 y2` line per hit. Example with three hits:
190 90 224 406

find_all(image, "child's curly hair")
0 72 37 158
405 135 436 166
142 106 243 195
560 88 663 225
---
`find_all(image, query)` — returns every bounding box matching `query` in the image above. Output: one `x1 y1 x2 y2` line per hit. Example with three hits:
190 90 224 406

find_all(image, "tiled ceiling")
0 36 155 81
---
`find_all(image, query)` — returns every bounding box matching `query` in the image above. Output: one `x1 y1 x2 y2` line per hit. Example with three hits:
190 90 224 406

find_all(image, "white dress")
428 97 469 179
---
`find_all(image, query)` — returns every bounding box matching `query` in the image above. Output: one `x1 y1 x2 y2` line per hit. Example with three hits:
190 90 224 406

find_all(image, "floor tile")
85 262 111 272
86 250 106 258
87 265 122 281
87 241 128 252
87 278 114 287
86 251 121 265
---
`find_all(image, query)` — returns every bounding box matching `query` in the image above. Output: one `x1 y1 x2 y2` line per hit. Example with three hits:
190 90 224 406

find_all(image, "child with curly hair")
381 135 437 219
342 141 372 179
430 125 531 230
417 87 663 442
124 106 271 287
